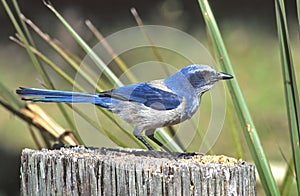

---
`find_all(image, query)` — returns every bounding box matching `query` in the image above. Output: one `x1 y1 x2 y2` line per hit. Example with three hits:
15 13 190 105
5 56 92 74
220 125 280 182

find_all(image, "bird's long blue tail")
16 87 110 108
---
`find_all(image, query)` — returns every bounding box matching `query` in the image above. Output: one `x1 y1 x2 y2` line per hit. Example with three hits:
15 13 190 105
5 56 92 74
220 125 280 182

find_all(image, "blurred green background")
0 0 299 195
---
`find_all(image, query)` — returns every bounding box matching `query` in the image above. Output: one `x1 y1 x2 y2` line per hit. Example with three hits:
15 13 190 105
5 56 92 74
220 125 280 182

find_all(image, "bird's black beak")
218 72 234 80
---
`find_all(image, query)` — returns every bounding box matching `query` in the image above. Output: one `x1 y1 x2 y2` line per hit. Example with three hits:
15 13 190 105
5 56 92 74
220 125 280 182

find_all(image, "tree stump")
20 146 256 195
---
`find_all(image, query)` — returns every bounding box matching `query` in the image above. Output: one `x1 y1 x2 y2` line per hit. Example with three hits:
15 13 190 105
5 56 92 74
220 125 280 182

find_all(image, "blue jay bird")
16 64 233 150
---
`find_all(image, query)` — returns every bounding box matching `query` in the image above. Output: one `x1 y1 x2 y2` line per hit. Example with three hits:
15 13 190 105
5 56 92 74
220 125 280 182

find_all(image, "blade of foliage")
280 157 295 195
21 16 101 92
85 20 138 83
275 0 300 192
297 0 300 33
130 7 171 76
197 0 279 195
43 0 123 87
228 106 244 159
10 36 85 91
0 100 47 147
0 80 23 109
21 104 80 145
2 0 77 133
27 125 43 149
4 0 50 85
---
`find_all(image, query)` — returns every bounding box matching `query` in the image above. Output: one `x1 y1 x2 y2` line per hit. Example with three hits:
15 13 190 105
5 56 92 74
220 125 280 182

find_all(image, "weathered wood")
21 146 256 195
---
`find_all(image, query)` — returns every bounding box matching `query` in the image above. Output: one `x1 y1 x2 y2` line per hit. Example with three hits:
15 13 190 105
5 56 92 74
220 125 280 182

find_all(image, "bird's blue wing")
99 83 183 110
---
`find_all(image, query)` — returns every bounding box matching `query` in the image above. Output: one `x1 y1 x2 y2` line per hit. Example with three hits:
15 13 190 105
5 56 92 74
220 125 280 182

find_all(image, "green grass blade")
297 0 300 32
153 129 183 152
44 1 123 87
280 157 295 195
228 105 244 159
21 16 102 92
197 0 279 195
10 36 85 92
130 7 171 76
2 0 50 84
0 81 23 109
85 20 138 83
2 0 77 133
275 0 300 192
12 1 36 48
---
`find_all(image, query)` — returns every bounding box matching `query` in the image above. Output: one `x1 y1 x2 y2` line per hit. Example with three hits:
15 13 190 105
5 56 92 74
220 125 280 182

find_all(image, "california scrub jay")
16 64 233 150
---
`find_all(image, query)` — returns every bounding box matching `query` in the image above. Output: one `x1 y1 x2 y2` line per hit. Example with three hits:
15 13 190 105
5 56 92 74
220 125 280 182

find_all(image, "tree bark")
21 146 256 195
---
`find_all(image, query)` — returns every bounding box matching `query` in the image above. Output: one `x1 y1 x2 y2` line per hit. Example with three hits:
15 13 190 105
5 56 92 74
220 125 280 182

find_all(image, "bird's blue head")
176 64 233 94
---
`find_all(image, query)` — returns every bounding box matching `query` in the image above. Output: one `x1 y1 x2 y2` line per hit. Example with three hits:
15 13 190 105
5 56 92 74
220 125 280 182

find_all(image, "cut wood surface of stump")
21 146 256 195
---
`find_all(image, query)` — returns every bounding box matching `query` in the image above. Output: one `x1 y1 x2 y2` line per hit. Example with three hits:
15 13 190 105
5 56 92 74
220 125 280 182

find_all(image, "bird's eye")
198 70 210 78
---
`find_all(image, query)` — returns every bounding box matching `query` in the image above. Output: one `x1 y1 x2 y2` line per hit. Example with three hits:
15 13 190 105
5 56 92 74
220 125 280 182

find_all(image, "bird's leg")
133 127 154 150
145 129 161 145
145 129 171 152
